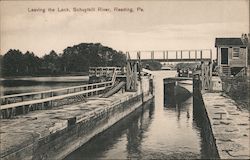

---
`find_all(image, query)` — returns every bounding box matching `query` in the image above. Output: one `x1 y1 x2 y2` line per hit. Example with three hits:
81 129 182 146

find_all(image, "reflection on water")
0 76 88 95
64 71 212 159
65 89 207 159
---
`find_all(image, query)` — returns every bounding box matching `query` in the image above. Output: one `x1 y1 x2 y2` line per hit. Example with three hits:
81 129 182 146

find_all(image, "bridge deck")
128 58 211 62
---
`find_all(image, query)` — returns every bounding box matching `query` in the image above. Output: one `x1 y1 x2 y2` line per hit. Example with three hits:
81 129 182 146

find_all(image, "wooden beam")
137 51 141 60
195 50 197 61
210 49 212 60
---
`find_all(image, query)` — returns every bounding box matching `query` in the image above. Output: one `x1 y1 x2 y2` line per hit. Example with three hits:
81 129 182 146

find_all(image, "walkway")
203 92 250 159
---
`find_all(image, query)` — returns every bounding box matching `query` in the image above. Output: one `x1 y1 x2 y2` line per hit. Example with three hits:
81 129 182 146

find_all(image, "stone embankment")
203 92 250 159
0 77 153 160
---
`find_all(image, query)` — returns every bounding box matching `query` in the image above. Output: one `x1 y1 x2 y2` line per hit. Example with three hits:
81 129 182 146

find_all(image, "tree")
42 50 61 73
241 33 250 65
142 60 162 70
23 51 41 74
2 43 127 77
61 43 126 72
3 49 25 76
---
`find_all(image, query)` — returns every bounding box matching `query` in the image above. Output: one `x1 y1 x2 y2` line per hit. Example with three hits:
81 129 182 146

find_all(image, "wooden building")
215 37 248 76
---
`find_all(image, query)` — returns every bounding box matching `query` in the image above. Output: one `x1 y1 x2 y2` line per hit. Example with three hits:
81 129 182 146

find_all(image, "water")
65 71 209 159
0 76 89 95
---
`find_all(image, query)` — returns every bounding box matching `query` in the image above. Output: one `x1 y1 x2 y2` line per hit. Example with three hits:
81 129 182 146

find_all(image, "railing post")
163 51 165 59
210 49 212 60
176 51 178 59
180 50 183 59
200 50 203 60
189 51 191 59
166 51 168 59
151 51 154 60
91 85 93 96
137 51 141 60
50 92 53 108
195 50 197 61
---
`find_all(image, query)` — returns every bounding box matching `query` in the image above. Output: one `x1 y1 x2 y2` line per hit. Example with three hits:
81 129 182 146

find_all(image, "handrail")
1 81 112 99
0 87 107 110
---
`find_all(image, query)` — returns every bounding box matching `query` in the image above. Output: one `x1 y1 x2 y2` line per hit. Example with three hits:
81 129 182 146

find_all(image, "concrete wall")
193 79 220 159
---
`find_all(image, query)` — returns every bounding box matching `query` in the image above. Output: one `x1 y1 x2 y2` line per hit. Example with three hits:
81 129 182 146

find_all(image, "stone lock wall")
31 94 150 160
193 78 220 159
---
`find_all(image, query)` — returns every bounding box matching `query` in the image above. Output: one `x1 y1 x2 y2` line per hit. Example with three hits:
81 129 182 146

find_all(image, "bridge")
125 49 212 62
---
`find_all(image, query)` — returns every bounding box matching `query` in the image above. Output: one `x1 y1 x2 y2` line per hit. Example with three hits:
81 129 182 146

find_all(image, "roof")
215 38 247 47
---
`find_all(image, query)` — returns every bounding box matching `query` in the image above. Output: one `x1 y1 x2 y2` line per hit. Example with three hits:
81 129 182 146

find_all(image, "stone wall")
6 93 152 160
193 79 220 159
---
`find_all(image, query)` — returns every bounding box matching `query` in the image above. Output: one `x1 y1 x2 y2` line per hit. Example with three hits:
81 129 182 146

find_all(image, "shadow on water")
192 96 219 159
65 82 214 159
65 102 155 160
164 83 192 108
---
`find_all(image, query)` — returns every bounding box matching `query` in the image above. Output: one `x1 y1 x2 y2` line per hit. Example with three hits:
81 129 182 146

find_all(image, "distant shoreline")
1 72 89 79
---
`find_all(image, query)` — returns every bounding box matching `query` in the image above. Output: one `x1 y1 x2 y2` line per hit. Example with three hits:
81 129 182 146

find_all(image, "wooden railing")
0 81 114 118
126 49 212 62
1 81 113 106
193 62 212 91
89 67 122 76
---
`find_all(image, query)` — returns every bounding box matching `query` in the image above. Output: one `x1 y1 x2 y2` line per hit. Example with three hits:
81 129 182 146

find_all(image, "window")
232 47 240 58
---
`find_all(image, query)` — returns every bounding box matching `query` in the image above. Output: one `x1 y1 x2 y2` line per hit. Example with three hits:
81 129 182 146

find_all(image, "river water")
64 71 210 159
0 76 88 95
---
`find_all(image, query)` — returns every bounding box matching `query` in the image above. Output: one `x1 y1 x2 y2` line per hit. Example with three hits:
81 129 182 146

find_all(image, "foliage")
175 62 200 70
1 43 126 77
141 60 162 70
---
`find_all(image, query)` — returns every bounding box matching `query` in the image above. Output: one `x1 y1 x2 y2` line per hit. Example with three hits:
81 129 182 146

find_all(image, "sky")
0 0 249 58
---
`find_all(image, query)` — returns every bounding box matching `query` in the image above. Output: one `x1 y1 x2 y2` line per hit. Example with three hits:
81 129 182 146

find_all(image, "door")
221 48 228 65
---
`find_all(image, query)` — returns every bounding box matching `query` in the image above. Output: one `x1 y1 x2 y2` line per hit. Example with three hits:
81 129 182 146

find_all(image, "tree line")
0 43 127 77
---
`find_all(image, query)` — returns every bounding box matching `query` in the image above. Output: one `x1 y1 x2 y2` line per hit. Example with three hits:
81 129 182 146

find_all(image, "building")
215 37 248 76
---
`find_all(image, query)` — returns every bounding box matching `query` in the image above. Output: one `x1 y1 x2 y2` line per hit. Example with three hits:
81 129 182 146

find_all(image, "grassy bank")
222 76 249 111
